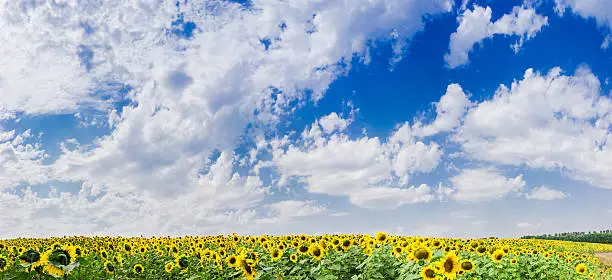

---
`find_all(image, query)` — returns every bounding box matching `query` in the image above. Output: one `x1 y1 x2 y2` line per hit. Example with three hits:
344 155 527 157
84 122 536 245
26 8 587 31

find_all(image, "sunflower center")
461 262 472 270
136 266 143 273
107 263 115 272
444 259 454 273
415 248 430 260
425 268 435 278
495 254 503 261
298 245 308 253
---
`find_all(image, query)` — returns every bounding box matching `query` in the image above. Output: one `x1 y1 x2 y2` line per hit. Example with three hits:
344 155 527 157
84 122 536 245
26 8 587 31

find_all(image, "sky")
0 0 611 239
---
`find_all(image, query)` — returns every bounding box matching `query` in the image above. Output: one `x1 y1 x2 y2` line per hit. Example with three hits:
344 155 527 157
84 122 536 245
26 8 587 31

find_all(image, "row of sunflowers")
1 232 612 279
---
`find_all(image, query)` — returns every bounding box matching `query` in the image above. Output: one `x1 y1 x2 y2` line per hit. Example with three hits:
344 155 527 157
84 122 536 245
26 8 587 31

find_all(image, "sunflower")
491 249 505 263
476 246 487 255
0 255 9 272
309 244 324 261
237 257 257 280
420 265 437 280
226 255 238 267
104 261 115 274
460 260 474 272
510 258 518 265
297 244 309 255
42 245 78 276
270 248 282 261
123 243 132 254
340 239 352 251
391 246 403 257
100 249 108 260
133 263 145 274
289 253 298 263
165 262 174 273
174 254 189 271
413 246 432 262
375 232 388 244
575 263 587 275
439 252 460 279
138 246 147 254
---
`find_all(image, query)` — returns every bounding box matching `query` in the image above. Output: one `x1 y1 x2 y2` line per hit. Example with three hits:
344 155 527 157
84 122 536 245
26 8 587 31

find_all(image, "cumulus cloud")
526 186 568 200
445 4 548 68
449 168 526 201
0 0 456 237
454 67 612 189
0 129 50 189
270 113 440 209
412 83 471 137
0 150 266 238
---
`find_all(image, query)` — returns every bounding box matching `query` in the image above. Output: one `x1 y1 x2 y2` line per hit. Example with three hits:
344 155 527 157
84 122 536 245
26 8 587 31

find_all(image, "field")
1 233 612 280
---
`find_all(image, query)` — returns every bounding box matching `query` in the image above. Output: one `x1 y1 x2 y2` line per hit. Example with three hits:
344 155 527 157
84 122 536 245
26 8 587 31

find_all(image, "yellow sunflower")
438 252 460 279
165 262 174 273
270 248 283 261
133 263 145 274
420 265 437 280
309 244 324 261
575 263 587 275
491 249 505 263
0 255 9 272
103 261 115 274
412 246 432 262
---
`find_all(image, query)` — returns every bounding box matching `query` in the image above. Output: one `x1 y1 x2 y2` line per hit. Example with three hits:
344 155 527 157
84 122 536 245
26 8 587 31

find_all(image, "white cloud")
42 0 453 199
271 113 440 209
0 150 266 238
255 200 327 224
413 83 471 137
526 186 568 200
0 129 50 189
516 222 532 228
330 212 349 217
449 168 526 201
445 4 548 68
454 67 612 189
319 112 349 134
0 0 456 236
348 184 434 210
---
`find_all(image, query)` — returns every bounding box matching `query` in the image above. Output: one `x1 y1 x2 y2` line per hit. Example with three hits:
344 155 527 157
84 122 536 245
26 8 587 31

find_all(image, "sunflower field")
1 232 612 280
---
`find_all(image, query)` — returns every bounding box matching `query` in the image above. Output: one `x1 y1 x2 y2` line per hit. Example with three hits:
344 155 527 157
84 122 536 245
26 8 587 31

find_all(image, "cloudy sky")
1 0 611 239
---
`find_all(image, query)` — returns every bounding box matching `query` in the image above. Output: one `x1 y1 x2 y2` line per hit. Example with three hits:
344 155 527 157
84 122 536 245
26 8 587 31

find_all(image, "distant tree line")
521 230 612 244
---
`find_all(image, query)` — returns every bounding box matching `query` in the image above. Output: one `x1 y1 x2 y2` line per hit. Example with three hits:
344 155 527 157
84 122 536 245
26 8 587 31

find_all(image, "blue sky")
0 0 611 238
